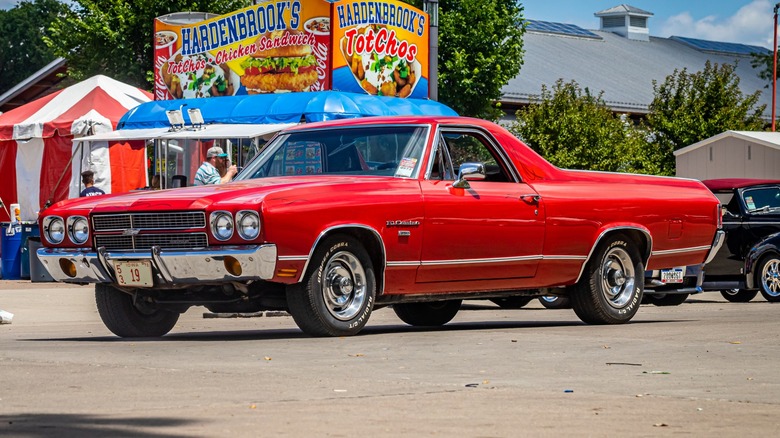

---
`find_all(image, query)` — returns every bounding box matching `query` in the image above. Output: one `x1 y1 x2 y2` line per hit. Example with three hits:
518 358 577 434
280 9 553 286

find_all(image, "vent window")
602 16 624 28
629 16 647 28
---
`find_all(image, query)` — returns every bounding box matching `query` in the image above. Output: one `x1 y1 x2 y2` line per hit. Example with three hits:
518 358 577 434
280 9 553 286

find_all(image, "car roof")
702 178 780 192
283 115 490 131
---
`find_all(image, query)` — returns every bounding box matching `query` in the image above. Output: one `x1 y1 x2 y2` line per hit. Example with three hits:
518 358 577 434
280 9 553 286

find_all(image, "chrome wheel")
323 251 367 320
759 255 780 302
599 247 636 308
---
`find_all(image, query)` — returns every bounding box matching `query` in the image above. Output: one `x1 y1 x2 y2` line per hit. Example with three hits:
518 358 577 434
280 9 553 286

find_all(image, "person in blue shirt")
194 146 237 185
79 170 105 197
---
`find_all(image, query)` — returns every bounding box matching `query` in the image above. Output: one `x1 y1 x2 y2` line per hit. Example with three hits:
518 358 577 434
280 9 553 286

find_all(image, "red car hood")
46 176 397 214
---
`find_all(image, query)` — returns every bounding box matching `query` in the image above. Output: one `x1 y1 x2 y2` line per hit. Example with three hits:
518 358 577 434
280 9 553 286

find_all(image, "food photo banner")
153 0 429 100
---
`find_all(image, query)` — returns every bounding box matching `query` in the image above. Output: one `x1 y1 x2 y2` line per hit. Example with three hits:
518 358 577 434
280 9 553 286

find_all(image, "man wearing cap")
79 170 105 197
194 146 237 185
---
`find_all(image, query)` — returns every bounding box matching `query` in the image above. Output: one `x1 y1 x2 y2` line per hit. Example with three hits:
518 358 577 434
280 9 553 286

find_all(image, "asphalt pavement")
1 280 778 437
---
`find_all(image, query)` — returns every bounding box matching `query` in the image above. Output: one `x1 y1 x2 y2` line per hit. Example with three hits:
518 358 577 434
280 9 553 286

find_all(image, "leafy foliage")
750 51 779 89
645 61 766 175
433 0 525 119
0 0 72 95
509 80 658 174
45 0 250 89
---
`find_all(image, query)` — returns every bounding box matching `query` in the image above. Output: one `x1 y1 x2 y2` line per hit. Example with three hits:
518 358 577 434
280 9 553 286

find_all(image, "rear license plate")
660 268 684 284
114 260 153 287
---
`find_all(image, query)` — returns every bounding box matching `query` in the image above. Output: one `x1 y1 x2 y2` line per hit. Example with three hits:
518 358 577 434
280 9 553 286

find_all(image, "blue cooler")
1 222 22 280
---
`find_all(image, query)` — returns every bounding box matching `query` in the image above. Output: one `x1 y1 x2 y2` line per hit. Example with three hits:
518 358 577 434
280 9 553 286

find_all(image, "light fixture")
166 109 185 131
188 108 205 130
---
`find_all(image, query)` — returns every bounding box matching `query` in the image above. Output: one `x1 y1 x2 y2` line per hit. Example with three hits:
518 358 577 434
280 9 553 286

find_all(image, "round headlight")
210 211 234 241
44 216 65 244
68 216 90 244
236 211 260 240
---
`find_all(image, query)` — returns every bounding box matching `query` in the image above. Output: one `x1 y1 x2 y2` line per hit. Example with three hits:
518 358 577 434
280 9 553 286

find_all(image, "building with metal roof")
675 131 780 180
500 4 775 122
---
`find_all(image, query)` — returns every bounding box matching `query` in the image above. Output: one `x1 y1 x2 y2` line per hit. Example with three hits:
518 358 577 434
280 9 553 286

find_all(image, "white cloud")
0 0 20 10
659 0 775 48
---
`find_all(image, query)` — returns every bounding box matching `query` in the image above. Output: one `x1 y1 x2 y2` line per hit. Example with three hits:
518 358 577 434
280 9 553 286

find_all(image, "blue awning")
117 91 458 130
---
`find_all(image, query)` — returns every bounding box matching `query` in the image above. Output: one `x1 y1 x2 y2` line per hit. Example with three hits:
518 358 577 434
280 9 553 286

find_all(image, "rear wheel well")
314 227 385 293
590 228 650 268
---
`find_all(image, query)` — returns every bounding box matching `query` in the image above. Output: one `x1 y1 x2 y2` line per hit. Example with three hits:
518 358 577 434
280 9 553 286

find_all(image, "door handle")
520 194 541 204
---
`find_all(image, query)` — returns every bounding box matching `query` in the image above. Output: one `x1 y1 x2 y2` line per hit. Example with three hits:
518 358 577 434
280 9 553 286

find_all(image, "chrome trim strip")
37 245 277 285
543 255 588 261
278 255 308 261
420 255 542 266
651 245 711 256
387 261 421 267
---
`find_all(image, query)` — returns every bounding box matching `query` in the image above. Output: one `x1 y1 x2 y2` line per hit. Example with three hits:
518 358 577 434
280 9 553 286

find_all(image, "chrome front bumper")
36 245 277 285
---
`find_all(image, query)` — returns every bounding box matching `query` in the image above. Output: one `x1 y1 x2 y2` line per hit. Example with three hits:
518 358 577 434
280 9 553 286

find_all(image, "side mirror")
453 162 486 189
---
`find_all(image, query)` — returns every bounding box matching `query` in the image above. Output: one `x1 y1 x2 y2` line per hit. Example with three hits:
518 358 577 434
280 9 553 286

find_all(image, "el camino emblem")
122 229 141 236
386 220 420 227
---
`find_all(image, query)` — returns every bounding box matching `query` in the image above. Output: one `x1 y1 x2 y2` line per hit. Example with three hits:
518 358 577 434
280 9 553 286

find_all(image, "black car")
701 179 780 303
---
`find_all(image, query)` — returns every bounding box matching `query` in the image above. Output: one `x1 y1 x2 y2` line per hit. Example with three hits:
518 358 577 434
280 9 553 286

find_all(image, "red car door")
416 128 545 283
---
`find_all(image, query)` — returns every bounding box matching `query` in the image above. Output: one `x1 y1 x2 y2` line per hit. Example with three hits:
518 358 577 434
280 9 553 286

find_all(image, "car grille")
92 212 208 251
94 233 209 251
93 212 206 231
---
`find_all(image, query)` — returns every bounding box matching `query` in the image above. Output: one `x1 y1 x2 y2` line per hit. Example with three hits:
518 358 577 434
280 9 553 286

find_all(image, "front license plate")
660 268 684 284
114 260 153 287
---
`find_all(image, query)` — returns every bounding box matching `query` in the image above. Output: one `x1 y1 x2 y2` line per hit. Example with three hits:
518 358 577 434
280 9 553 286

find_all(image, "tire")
538 295 572 309
490 296 533 309
644 293 689 306
286 235 376 336
756 254 780 302
95 284 179 338
720 289 758 302
570 234 644 324
393 300 462 326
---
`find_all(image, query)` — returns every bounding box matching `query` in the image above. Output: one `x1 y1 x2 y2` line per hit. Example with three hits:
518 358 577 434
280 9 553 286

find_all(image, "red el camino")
37 116 724 337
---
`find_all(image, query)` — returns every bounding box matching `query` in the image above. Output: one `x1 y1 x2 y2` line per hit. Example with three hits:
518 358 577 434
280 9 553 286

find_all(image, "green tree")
646 61 766 175
422 0 525 119
45 0 250 89
0 0 72 95
750 51 779 88
509 80 658 174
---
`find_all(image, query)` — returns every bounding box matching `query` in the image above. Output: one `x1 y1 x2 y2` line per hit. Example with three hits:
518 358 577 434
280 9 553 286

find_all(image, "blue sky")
1 0 775 48
524 0 775 48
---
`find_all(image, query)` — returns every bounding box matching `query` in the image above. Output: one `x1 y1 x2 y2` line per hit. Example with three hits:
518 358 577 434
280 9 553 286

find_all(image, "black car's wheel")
490 296 533 309
95 284 179 338
720 289 758 302
286 235 376 336
756 253 780 302
644 293 689 306
394 300 462 326
570 234 643 324
538 295 572 309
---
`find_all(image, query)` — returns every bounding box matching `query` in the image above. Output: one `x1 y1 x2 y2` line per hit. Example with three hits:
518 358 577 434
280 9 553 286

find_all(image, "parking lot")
1 280 778 437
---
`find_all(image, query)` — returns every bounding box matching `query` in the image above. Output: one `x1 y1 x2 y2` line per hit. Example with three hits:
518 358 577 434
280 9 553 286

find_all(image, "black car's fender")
745 231 780 289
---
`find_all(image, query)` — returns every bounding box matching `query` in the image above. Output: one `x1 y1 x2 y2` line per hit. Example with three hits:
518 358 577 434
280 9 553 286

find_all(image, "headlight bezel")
43 216 66 244
210 211 234 241
67 216 90 245
236 210 261 240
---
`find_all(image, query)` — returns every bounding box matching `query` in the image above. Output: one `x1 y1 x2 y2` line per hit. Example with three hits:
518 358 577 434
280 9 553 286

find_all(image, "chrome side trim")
421 255 542 266
37 245 277 285
387 261 422 267
651 245 712 256
278 255 308 261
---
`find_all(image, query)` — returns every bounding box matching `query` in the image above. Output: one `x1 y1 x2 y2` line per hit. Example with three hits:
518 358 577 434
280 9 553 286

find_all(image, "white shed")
674 131 780 180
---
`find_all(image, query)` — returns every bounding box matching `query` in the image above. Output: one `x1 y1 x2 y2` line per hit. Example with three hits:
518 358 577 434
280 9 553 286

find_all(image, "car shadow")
0 413 197 438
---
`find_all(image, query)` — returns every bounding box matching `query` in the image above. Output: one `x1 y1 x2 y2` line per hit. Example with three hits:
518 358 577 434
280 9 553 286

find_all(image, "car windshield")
743 186 780 213
236 125 429 180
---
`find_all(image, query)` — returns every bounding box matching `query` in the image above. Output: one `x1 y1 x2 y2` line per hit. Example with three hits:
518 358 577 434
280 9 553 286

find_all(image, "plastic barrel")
1 222 23 280
19 223 40 279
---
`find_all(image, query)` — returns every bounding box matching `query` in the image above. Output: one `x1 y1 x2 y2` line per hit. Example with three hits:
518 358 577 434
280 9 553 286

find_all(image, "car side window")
437 130 512 183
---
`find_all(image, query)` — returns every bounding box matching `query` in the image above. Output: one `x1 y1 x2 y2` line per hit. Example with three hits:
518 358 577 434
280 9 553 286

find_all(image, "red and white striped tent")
0 75 152 222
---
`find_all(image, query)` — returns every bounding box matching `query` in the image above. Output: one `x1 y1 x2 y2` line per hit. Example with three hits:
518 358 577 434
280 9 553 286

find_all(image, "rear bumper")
704 230 725 265
36 245 277 286
645 264 703 295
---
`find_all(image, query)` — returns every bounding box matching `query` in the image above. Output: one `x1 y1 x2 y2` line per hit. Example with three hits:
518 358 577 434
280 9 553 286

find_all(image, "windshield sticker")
745 196 755 210
395 158 417 177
